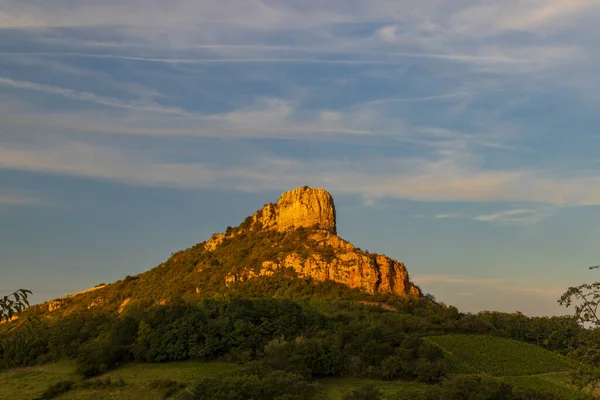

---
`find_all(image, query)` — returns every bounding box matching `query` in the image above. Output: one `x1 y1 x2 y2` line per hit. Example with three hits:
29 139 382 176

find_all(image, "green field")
426 334 574 376
0 361 433 400
0 336 588 400
503 373 588 399
320 378 430 400
0 361 243 400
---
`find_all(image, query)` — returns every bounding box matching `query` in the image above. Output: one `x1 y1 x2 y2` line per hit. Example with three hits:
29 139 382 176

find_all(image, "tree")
0 289 32 323
558 266 600 391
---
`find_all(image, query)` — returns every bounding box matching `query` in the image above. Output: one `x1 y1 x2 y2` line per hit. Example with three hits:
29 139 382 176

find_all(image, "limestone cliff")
253 187 337 234
211 186 421 297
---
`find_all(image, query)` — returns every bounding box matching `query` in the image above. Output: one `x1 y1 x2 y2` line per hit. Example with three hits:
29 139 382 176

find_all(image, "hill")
1 187 593 399
426 334 574 376
21 186 421 321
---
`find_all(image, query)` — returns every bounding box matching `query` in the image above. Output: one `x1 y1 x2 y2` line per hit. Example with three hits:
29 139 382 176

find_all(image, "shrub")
34 380 74 400
77 376 126 389
149 379 186 399
439 376 514 400
176 370 322 400
341 384 383 400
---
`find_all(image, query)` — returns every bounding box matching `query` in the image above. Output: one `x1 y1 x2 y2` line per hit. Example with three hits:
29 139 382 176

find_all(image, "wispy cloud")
413 274 564 296
1 0 600 207
1 98 383 138
454 0 600 33
0 77 185 115
434 214 460 219
358 92 476 107
474 209 538 223
3 139 600 208
0 141 219 188
414 275 504 285
0 52 419 65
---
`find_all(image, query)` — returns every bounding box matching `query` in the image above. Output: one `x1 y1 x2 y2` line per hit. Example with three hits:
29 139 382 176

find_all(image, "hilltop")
2 187 591 400
27 186 420 319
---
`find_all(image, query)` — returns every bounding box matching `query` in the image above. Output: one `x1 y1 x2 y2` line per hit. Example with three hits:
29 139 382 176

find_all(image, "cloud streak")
0 77 185 115
3 139 600 207
413 274 564 296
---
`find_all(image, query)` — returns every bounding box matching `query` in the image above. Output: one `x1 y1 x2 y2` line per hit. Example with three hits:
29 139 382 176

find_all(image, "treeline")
1 298 447 382
0 293 582 378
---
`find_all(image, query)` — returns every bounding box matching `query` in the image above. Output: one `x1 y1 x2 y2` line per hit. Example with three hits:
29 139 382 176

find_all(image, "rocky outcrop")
118 298 131 314
253 187 337 234
48 300 62 312
88 297 104 309
205 186 337 251
225 229 421 296
217 187 421 297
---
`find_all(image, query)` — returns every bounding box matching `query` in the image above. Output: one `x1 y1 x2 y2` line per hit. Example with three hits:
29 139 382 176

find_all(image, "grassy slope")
320 378 430 400
1 362 585 400
0 361 241 400
427 334 574 376
0 361 432 400
503 373 586 399
0 336 586 400
0 362 78 400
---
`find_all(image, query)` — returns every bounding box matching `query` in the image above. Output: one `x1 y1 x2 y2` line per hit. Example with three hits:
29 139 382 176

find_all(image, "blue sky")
2 0 600 316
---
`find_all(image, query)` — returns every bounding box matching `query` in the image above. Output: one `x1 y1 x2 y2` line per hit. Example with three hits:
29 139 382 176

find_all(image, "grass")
0 347 585 400
319 378 431 400
0 361 79 400
0 361 436 400
503 373 591 399
0 361 240 400
426 334 574 376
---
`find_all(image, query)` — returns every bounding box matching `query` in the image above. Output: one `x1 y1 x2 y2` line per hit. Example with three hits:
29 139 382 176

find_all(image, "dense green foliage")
1 297 452 382
504 375 590 400
427 335 573 376
176 369 323 400
34 380 74 400
559 265 600 391
341 384 383 400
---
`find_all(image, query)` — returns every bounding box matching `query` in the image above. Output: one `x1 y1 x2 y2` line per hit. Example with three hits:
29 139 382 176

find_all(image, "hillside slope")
426 334 574 376
24 186 420 319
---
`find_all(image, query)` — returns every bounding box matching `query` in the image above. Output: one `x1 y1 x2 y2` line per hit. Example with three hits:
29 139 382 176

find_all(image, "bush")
77 376 126 389
176 370 322 400
439 376 514 400
414 359 447 383
150 379 187 399
75 340 112 377
34 380 74 400
341 384 383 400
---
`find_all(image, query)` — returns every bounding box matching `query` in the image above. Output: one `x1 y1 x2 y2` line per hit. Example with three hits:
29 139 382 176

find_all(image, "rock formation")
253 186 337 234
215 186 421 297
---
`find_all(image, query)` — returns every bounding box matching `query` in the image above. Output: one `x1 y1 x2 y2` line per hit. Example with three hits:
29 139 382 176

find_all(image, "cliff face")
225 230 421 296
213 186 421 297
252 187 337 234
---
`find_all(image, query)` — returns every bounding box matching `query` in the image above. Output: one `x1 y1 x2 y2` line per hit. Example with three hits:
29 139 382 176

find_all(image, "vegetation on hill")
1 360 592 400
2 190 600 399
427 334 574 376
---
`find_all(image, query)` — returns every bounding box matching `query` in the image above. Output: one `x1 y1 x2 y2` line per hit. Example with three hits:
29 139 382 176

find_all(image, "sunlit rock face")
219 186 421 297
253 187 337 234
